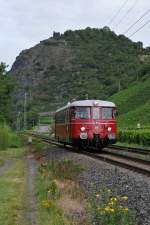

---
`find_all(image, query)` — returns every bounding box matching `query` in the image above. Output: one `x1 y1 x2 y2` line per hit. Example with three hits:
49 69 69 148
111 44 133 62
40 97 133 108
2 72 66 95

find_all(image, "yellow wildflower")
96 194 100 197
107 189 111 193
104 206 115 213
104 206 110 212
42 200 50 208
122 196 128 201
110 197 117 202
42 200 55 209
123 207 129 212
110 208 115 213
108 202 114 206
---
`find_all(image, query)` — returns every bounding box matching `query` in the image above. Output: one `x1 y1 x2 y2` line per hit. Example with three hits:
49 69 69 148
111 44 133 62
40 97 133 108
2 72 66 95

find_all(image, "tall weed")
0 125 22 150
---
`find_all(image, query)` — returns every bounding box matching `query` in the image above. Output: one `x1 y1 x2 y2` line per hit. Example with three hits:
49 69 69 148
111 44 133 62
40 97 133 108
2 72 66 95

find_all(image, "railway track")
109 144 150 155
29 133 150 177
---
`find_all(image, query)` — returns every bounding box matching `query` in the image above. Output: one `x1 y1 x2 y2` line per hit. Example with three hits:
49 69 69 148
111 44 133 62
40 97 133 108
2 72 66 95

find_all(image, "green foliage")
118 101 150 128
0 159 4 167
36 162 75 225
89 188 136 225
110 78 150 115
109 78 150 128
0 160 26 225
0 125 22 150
0 125 9 150
31 139 50 152
0 63 14 122
47 160 84 180
118 129 150 146
40 116 54 125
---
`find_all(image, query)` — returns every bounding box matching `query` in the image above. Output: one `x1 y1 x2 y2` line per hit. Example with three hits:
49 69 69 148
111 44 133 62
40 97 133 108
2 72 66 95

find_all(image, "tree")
0 62 14 123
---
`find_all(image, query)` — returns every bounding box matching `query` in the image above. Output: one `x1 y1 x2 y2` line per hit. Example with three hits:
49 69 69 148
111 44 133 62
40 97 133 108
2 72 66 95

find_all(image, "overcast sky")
0 0 150 68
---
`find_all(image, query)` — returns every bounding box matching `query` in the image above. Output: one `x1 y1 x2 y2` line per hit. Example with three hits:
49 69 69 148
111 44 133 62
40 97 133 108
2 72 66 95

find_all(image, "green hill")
10 27 150 127
109 78 150 128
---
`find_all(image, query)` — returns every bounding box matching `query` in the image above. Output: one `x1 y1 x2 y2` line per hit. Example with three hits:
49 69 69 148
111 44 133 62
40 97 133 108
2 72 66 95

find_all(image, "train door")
66 108 71 143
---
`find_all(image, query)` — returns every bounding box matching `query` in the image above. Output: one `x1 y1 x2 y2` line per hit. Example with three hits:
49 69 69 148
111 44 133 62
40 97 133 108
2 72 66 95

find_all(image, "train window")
102 107 113 120
75 107 91 119
93 107 100 119
70 107 76 119
113 109 118 118
55 110 66 123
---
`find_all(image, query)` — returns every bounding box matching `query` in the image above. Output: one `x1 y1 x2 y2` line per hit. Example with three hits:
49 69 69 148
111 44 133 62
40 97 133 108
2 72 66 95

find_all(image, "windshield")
102 107 113 120
93 107 114 120
93 107 100 119
73 107 91 119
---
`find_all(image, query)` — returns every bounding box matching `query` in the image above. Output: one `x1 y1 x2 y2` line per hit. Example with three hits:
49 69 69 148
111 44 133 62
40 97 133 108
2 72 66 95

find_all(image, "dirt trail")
25 157 39 225
0 160 13 176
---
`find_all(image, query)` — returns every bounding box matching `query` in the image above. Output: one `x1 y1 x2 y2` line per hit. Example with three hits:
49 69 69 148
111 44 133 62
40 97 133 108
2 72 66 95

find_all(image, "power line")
128 18 150 37
123 9 150 34
107 0 129 26
115 0 139 29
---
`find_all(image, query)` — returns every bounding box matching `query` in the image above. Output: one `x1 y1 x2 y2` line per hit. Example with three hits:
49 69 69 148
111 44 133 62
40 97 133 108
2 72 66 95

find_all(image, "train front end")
70 100 117 149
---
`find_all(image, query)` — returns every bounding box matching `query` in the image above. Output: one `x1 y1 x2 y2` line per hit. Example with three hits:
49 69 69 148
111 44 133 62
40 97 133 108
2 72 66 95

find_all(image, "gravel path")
45 146 150 225
0 160 13 176
25 157 39 225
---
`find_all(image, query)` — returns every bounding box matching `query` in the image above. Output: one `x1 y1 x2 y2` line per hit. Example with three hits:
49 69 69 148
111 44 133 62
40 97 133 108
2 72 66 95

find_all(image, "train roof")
56 100 116 113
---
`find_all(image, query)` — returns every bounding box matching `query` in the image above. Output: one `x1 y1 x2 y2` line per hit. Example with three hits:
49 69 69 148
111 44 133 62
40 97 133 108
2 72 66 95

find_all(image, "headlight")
80 126 86 132
108 127 112 132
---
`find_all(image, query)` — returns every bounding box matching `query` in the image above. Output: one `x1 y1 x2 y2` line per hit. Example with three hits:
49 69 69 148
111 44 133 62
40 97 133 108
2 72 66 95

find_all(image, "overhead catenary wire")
128 18 150 37
123 8 150 34
107 0 129 26
114 0 139 29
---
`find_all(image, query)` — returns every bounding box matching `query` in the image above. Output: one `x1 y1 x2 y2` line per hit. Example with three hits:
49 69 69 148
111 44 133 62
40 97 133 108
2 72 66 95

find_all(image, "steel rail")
102 149 150 166
109 145 150 155
81 151 150 177
29 133 150 177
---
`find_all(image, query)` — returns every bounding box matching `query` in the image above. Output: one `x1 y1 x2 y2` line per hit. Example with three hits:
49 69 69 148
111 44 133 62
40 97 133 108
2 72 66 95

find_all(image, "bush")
0 125 22 150
118 129 150 146
0 125 10 150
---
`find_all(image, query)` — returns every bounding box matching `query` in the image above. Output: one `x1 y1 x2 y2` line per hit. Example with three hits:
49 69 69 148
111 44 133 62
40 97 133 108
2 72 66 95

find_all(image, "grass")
39 116 54 125
24 135 50 152
115 141 150 150
47 159 84 180
0 159 4 167
37 176 70 225
36 160 87 225
0 147 26 160
109 78 150 128
0 144 27 225
118 101 150 128
0 159 27 225
0 125 23 150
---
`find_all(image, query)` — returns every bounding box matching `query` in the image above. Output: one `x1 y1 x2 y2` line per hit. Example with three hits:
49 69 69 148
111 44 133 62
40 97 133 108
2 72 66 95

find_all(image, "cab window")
93 107 100 119
75 107 91 119
102 107 113 120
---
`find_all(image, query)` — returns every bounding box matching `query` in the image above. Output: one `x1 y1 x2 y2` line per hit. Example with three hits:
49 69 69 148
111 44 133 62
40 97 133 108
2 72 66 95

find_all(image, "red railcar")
55 100 117 149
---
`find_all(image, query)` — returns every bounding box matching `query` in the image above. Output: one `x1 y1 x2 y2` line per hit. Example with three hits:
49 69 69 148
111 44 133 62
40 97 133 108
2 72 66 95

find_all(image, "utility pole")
136 69 139 82
24 92 27 130
85 93 89 100
38 116 41 133
16 111 21 132
118 80 121 91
